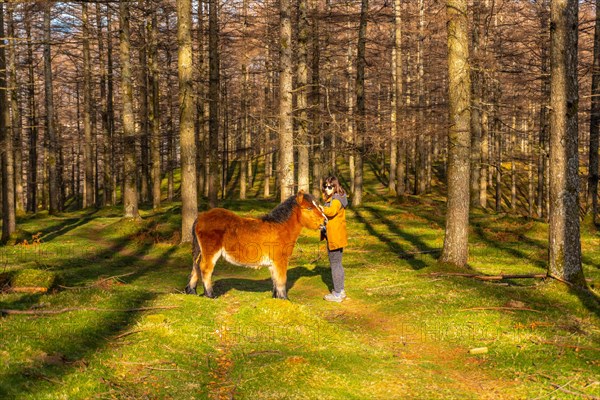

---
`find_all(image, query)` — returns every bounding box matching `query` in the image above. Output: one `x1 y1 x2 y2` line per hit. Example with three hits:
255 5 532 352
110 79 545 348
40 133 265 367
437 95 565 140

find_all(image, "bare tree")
7 5 23 216
149 6 161 210
1 3 16 241
82 3 95 208
120 0 140 219
440 0 471 267
588 0 600 225
296 0 310 193
394 0 405 197
208 0 220 207
547 0 585 286
352 0 368 207
44 3 60 214
177 0 198 242
279 0 294 201
25 15 37 214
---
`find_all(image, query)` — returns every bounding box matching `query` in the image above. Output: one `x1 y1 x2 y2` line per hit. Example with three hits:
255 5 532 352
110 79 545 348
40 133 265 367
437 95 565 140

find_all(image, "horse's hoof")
185 286 197 295
203 292 215 299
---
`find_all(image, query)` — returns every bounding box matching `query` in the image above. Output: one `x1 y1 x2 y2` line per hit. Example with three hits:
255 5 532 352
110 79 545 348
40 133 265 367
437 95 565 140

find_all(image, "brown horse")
185 191 327 299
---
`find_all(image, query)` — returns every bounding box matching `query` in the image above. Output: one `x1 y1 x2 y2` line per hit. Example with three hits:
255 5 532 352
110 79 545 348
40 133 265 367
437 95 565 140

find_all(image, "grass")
0 162 599 399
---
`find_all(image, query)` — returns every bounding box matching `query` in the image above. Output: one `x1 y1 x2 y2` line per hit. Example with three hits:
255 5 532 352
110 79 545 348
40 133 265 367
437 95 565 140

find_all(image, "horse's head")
296 190 327 230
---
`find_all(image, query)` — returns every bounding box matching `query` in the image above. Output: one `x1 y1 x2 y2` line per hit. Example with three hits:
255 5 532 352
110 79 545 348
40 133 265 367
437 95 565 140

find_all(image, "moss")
11 268 56 290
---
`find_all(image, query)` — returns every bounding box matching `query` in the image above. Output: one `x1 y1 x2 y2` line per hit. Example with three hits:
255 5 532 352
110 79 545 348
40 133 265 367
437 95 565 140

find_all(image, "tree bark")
394 0 405 197
178 0 198 243
588 0 600 224
25 17 38 214
82 3 95 208
120 1 140 219
296 0 310 193
107 5 117 206
1 3 16 241
208 0 220 207
548 0 585 286
279 0 294 201
538 0 551 220
440 0 472 267
44 3 60 215
310 2 322 199
7 5 23 217
470 0 482 209
353 0 368 207
148 7 161 210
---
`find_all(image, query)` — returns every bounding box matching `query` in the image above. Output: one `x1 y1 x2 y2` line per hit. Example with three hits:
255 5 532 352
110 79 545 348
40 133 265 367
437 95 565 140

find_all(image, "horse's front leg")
269 262 288 300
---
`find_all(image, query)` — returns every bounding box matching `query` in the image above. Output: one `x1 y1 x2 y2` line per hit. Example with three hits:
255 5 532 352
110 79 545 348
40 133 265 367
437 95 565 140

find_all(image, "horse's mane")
260 193 317 223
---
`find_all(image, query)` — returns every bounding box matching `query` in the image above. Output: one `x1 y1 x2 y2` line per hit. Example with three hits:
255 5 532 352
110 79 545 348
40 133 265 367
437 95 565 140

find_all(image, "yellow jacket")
322 194 348 251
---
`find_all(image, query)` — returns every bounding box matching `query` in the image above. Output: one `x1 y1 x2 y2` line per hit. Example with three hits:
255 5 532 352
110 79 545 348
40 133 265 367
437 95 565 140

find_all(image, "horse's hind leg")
200 254 217 298
185 259 201 295
269 263 288 300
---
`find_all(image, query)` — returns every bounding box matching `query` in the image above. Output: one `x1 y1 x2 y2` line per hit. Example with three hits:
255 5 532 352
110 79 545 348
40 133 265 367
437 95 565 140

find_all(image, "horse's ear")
296 190 305 204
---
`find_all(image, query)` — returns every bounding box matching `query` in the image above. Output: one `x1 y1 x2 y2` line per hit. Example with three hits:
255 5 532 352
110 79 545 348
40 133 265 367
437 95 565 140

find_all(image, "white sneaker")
324 290 346 302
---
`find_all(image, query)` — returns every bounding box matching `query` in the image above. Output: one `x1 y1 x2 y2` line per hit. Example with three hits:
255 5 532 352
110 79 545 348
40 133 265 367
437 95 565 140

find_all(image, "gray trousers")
328 248 345 293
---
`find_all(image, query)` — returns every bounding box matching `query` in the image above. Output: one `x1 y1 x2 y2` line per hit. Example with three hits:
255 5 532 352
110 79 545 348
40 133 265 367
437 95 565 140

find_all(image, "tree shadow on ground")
211 264 322 298
13 209 101 244
0 219 181 398
353 207 433 270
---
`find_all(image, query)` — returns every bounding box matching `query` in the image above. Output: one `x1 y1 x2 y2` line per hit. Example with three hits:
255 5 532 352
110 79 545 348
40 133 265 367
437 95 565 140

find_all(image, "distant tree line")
0 0 596 286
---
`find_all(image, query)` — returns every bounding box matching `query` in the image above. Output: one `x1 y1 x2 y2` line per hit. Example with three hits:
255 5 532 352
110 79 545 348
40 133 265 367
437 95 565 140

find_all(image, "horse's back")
194 208 260 232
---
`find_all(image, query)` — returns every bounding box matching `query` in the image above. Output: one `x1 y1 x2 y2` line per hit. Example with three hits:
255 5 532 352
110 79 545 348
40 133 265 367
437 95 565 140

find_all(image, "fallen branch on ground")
460 307 541 313
58 272 136 290
424 272 547 281
0 305 178 316
533 339 600 352
550 383 600 399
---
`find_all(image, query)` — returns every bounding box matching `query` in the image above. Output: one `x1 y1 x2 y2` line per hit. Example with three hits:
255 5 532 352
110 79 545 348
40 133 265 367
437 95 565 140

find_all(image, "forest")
0 0 599 398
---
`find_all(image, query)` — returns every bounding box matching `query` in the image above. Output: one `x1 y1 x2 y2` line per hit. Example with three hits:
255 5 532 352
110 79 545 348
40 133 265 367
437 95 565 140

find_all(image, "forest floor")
0 169 599 399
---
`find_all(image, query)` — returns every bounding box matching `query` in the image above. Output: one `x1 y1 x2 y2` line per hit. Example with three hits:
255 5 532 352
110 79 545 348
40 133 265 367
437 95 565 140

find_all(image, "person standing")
320 176 348 302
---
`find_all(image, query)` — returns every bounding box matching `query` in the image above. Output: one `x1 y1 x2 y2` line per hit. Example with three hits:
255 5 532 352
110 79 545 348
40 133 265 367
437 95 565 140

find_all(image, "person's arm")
323 199 342 218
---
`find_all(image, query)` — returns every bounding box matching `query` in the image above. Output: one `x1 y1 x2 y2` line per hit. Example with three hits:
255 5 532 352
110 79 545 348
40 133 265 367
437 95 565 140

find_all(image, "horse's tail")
186 218 203 295
192 218 202 270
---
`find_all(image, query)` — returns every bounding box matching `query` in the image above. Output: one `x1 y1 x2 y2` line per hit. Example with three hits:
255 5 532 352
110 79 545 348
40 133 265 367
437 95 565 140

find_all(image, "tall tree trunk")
279 0 294 201
196 0 207 201
470 0 483 209
310 2 322 199
25 18 38 214
82 3 95 208
415 0 426 195
296 0 310 193
149 7 161 210
139 2 150 205
440 0 471 267
510 115 517 213
527 107 535 217
44 4 60 215
208 0 220 207
120 1 140 219
394 0 405 197
240 0 249 199
7 6 23 217
178 0 198 243
548 0 585 286
538 0 551 219
353 0 368 207
107 6 117 206
479 95 489 208
588 0 600 224
389 45 397 195
1 3 15 241
97 3 113 206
